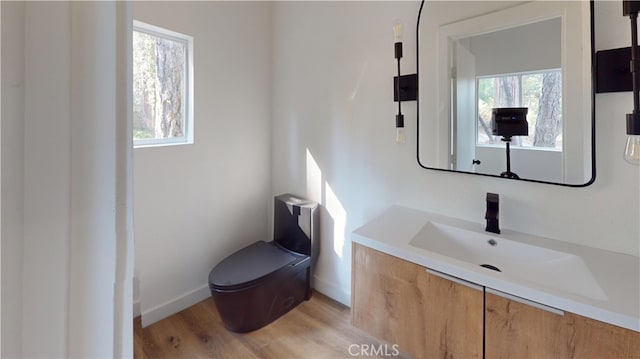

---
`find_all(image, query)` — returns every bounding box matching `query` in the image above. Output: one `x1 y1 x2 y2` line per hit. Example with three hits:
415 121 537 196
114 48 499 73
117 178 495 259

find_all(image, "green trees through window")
133 21 192 147
477 70 562 150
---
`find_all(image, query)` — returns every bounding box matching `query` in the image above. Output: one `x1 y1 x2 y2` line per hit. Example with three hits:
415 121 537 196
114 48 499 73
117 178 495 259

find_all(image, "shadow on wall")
305 149 350 302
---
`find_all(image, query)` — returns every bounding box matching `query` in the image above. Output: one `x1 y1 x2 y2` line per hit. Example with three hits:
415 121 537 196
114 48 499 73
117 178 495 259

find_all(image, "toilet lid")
209 241 304 289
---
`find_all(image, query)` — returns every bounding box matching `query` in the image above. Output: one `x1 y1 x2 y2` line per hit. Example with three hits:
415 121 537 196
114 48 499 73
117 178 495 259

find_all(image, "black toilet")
208 194 319 333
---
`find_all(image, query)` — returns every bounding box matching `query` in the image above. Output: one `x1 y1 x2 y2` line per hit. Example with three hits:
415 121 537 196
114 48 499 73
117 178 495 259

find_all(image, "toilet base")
210 263 311 333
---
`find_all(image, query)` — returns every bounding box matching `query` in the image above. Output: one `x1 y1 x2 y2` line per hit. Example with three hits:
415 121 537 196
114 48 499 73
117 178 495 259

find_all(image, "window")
477 69 562 150
133 21 193 148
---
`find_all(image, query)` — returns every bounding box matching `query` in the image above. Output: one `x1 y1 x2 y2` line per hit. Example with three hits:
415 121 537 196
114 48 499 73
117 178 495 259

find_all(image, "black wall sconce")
624 0 640 165
393 20 418 144
596 0 640 165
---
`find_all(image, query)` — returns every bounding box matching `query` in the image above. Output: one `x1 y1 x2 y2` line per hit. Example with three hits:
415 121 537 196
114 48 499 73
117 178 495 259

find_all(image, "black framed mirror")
416 1 595 186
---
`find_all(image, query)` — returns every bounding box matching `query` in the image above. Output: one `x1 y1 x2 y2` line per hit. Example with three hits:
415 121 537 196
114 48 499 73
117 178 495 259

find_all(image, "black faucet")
485 193 501 234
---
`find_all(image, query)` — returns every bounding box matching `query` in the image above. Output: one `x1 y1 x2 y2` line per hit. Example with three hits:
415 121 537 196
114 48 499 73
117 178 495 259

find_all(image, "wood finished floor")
134 291 412 359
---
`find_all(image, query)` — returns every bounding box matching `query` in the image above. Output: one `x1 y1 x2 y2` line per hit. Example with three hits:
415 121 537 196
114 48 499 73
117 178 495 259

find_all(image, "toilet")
208 194 319 333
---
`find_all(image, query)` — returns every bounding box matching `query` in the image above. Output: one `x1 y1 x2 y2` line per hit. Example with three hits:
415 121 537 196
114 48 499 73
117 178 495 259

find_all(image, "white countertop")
351 205 640 332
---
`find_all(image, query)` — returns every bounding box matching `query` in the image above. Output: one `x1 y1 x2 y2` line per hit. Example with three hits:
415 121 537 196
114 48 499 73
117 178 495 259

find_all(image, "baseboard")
133 300 141 318
137 278 349 326
313 275 351 307
140 284 211 327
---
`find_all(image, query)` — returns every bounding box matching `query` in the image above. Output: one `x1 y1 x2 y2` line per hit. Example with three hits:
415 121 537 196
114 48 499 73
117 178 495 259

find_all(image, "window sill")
476 144 562 153
133 140 194 149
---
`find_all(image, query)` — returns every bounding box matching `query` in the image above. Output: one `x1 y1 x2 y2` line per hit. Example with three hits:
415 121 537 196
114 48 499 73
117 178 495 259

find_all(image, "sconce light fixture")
624 0 640 165
392 20 418 145
394 20 406 144
595 0 640 165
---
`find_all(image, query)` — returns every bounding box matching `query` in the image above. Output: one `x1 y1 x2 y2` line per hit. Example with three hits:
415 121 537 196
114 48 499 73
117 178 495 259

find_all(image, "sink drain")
480 264 501 272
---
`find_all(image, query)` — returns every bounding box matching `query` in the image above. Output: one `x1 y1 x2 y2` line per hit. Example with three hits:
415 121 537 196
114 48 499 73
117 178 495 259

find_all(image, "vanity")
351 206 640 358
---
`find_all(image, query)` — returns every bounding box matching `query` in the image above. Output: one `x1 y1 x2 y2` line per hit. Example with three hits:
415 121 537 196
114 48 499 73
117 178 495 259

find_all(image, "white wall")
23 3 72 355
469 17 561 76
133 2 273 326
2 2 133 357
67 3 133 357
271 1 640 307
475 146 563 183
1 2 25 357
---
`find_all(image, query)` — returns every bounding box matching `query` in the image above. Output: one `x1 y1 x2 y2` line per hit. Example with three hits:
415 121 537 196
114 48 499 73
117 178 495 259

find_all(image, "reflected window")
477 70 562 150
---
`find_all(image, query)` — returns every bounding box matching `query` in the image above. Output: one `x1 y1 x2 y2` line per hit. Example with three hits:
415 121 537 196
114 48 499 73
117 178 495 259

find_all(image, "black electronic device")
491 107 529 137
491 107 529 179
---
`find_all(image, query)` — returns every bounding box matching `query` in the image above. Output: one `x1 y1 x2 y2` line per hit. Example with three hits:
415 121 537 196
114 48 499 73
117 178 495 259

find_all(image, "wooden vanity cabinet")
485 291 640 359
352 243 483 358
352 243 640 359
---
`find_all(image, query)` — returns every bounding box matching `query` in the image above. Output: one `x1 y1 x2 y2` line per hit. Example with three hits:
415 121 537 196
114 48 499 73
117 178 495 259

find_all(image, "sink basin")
409 221 607 301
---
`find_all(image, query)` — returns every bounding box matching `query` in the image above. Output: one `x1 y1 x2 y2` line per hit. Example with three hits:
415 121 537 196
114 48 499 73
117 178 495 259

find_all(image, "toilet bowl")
208 194 319 333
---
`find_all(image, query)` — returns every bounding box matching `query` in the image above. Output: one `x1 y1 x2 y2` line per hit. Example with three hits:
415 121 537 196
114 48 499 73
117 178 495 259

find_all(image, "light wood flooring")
134 291 412 358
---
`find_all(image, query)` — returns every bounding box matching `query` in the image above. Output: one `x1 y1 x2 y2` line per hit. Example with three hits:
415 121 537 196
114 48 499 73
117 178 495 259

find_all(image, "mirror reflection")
417 1 594 186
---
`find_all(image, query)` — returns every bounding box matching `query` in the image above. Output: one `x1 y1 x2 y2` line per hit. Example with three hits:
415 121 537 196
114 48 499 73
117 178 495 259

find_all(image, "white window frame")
133 20 194 148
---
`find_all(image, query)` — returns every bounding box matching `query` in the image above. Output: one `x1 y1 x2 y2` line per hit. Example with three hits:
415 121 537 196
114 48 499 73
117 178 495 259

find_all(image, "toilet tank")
273 194 319 261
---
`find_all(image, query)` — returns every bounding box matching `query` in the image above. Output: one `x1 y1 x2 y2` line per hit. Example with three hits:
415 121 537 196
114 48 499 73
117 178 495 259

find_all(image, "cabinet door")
485 289 640 359
352 243 483 358
423 269 484 359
